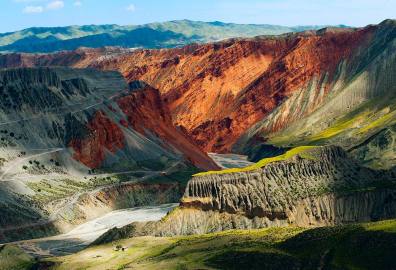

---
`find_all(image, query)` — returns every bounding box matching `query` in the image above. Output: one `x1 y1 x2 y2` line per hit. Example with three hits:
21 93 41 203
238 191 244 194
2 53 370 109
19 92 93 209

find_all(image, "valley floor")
1 204 177 259
5 219 394 270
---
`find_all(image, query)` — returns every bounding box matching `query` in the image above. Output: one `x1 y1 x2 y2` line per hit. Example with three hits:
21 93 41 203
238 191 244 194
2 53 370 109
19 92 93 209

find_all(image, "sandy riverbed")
11 203 178 257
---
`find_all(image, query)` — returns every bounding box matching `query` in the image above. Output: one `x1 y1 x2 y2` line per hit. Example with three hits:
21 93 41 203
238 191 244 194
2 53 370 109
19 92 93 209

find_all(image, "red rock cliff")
116 83 219 170
69 111 125 168
91 27 375 152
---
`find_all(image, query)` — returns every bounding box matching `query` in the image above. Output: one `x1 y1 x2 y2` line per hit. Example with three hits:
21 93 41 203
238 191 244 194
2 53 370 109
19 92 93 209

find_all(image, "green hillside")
0 20 343 53
33 219 396 270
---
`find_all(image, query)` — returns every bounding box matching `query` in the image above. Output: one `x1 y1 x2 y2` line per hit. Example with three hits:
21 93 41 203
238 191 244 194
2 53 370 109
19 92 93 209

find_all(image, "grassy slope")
256 95 396 172
269 97 396 145
194 146 317 176
42 219 396 270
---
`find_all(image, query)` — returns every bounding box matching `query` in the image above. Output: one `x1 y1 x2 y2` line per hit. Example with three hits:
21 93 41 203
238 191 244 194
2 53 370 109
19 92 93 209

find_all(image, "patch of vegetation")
335 179 396 196
279 220 396 270
208 250 302 270
136 158 168 171
0 158 6 167
89 175 118 187
97 160 139 175
194 146 318 176
267 96 396 148
359 109 396 133
27 176 119 203
307 111 370 142
0 245 35 270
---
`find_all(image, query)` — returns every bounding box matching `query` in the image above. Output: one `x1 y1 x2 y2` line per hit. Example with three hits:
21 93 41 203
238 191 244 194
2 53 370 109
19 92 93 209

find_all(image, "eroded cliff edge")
94 146 396 243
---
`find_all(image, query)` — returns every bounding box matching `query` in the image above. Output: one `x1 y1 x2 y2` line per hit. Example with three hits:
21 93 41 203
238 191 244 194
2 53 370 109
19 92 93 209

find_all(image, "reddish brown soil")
69 111 125 168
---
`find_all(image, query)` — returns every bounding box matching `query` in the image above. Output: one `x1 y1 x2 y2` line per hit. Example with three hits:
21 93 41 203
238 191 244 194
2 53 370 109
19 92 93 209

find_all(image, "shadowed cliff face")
69 111 126 168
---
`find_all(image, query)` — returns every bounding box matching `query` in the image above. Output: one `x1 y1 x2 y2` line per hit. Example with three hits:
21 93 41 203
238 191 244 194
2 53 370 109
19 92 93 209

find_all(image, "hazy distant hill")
0 20 346 53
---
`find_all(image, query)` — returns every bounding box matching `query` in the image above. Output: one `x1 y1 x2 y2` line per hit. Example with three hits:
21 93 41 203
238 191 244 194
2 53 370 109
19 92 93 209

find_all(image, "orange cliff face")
88 40 288 152
91 27 375 152
116 83 219 170
0 25 380 153
95 40 283 129
191 27 376 152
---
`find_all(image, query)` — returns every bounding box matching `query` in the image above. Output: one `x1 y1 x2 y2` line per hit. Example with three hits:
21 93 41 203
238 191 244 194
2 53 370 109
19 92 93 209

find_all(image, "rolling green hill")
0 20 345 53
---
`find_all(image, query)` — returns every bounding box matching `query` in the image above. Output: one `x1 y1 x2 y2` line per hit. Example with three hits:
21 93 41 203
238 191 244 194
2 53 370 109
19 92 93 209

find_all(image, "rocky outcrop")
142 189 396 237
96 146 396 240
180 147 391 217
0 67 216 172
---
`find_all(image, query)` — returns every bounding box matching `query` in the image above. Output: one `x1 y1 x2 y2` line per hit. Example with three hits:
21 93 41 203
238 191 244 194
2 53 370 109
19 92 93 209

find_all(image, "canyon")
0 19 395 270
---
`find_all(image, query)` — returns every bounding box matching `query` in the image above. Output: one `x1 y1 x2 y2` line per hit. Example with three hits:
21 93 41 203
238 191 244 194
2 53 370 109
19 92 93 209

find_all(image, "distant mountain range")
0 20 348 53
